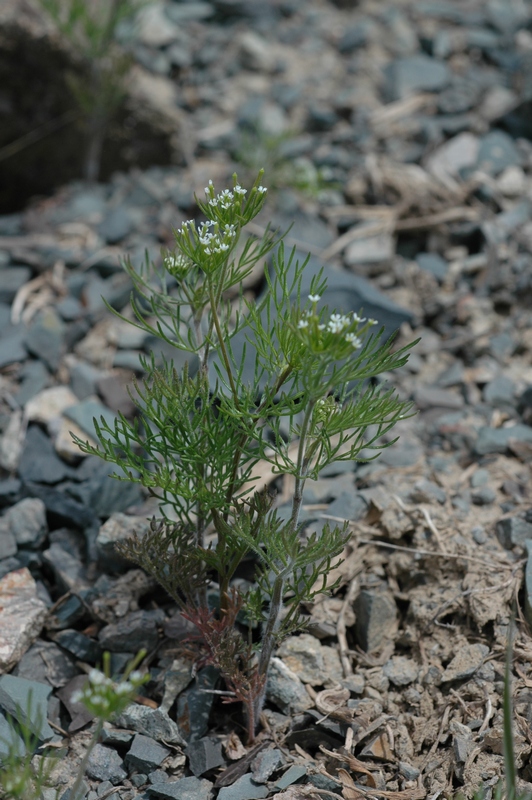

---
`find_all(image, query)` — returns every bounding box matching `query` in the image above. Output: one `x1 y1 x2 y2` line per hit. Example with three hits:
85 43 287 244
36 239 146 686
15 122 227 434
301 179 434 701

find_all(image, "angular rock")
0 266 31 303
476 130 521 176
0 324 27 368
265 657 313 714
277 634 325 685
354 589 398 653
51 629 103 663
86 744 127 784
18 425 72 484
383 656 419 687
252 748 283 783
96 513 151 573
98 608 164 652
25 385 79 426
441 644 489 682
13 640 78 688
125 733 171 773
496 517 532 550
0 568 47 671
218 774 269 800
42 542 89 593
385 54 450 100
115 704 186 745
176 666 218 742
475 424 532 455
147 776 213 800
185 737 225 777
0 673 54 742
24 308 65 372
0 497 47 547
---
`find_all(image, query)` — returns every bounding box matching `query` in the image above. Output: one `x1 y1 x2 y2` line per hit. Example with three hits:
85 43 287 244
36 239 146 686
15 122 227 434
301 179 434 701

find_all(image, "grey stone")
18 425 71 485
42 542 88 594
476 130 521 176
414 385 464 410
86 744 127 784
13 640 78 688
441 644 489 682
275 765 308 790
0 266 31 303
0 515 17 559
177 666 218 742
409 479 446 505
383 656 419 687
475 424 532 455
354 589 397 653
149 770 169 784
1 497 47 547
496 517 532 550
125 733 171 773
472 526 488 545
115 705 186 745
147 776 213 800
0 674 54 743
185 737 225 776
399 762 420 780
416 253 448 281
51 629 103 663
100 726 135 746
326 491 368 523
16 360 50 406
251 748 283 783
265 657 313 714
385 54 450 100
483 375 515 409
63 398 119 440
0 710 25 759
471 487 496 506
96 513 151 573
70 361 105 400
524 541 532 629
426 132 480 178
99 609 165 652
25 308 65 372
0 325 27 368
344 231 394 266
74 457 143 518
99 207 134 243
56 296 84 321
277 634 325 685
218 774 269 800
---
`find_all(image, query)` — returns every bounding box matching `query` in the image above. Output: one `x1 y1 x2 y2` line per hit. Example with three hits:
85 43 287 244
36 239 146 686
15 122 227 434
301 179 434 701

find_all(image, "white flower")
345 333 363 348
368 318 378 326
114 681 134 696
129 671 143 684
257 186 267 193
234 185 247 196
297 319 309 329
71 690 83 704
308 294 321 303
89 669 106 686
352 313 366 324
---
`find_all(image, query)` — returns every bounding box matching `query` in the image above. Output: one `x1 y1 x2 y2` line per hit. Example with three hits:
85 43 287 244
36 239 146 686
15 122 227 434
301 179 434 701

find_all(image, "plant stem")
67 719 103 800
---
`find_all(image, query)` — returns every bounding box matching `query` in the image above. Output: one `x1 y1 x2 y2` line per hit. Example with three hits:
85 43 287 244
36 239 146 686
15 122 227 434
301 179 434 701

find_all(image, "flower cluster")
164 252 191 278
296 294 377 354
72 665 148 721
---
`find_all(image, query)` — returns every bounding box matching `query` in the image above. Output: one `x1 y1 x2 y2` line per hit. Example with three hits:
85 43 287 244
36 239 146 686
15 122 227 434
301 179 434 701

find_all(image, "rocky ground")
1 0 532 798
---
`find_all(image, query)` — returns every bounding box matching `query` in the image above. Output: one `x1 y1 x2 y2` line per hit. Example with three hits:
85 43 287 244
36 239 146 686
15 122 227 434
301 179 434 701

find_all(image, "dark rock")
98 609 165 652
274 765 308 790
51 629 103 663
496 516 532 550
185 737 225 777
177 666 218 742
385 54 450 100
265 657 313 715
13 640 78 688
483 375 515 409
416 252 448 281
115 705 186 745
471 486 496 505
441 644 489 682
326 491 368 522
1 497 47 547
72 458 143 518
476 130 521 176
0 674 54 743
218 774 269 800
125 733 171 773
95 513 150 573
70 361 105 400
16 360 50 406
18 425 71 485
0 479 22 508
42 542 89 593
251 748 283 783
24 308 66 372
63 398 118 440
57 674 94 732
86 744 127 784
99 207 134 244
475 424 532 455
0 325 27 368
354 589 398 653
96 371 137 416
147 776 213 800
0 266 31 303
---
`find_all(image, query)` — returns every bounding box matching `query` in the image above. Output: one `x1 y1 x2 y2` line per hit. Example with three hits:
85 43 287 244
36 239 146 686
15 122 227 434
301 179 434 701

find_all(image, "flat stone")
383 656 419 686
476 130 521 176
96 371 137 417
70 360 105 400
0 497 47 547
57 675 95 732
86 744 127 784
24 308 65 372
63 397 119 440
51 629 103 663
265 657 314 714
0 266 31 303
274 765 308 790
176 666 218 742
344 231 395 266
0 324 27 368
147 776 213 800
42 542 89 593
98 609 165 652
13 640 78 688
354 589 398 653
496 517 532 550
441 644 489 682
0 568 47 671
25 385 79 425
218 774 269 800
96 513 151 573
251 748 283 783
425 132 480 178
475 424 532 455
414 385 464 410
385 54 450 100
98 207 135 243
416 253 448 281
125 733 171 773
16 360 50 406
0 673 54 742
483 375 515 409
115 705 186 746
18 425 72 485
185 737 225 776
278 634 325 685
53 418 95 462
